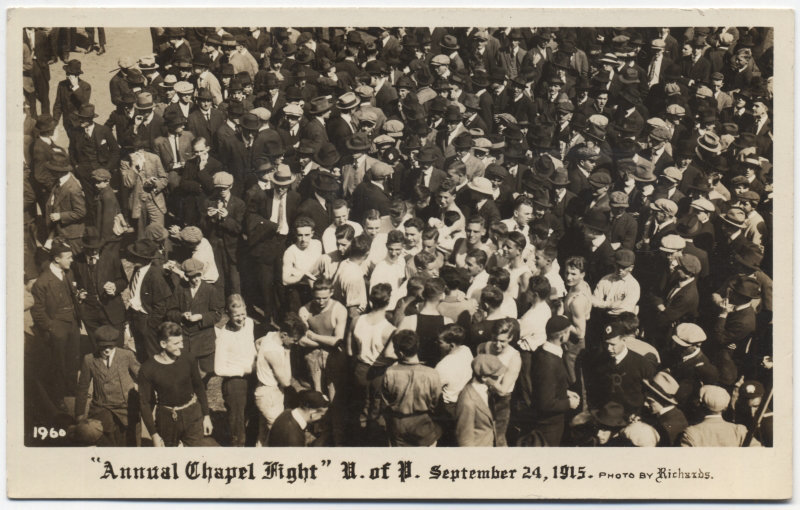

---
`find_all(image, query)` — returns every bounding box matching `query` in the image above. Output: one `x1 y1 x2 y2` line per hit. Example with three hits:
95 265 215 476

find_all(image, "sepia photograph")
6 7 794 501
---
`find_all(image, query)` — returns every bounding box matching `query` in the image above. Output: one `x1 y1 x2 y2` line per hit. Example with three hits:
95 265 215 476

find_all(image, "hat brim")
467 182 493 195
590 409 627 428
127 246 157 260
643 380 679 405
671 334 693 347
721 216 745 228
268 173 297 186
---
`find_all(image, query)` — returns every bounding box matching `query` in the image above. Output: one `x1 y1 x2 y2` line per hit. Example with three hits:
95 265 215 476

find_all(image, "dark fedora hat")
125 68 146 85
453 132 473 151
444 105 461 123
295 47 315 65
591 401 628 428
471 70 490 89
81 226 104 250
127 239 159 260
196 87 214 102
731 275 761 299
313 142 340 168
192 53 212 68
440 34 459 51
239 113 260 131
163 27 185 38
548 169 570 187
308 96 332 115
312 171 340 193
416 146 439 164
734 245 764 271
345 132 371 152
63 59 83 75
534 155 556 178
582 209 609 232
663 63 683 81
531 187 552 209
35 114 57 132
45 153 73 173
528 123 555 149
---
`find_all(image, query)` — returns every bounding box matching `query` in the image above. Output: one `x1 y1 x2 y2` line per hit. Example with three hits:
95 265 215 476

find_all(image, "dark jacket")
268 409 307 446
245 185 301 263
167 280 223 357
201 194 245 264
72 248 128 326
31 265 79 332
53 78 92 128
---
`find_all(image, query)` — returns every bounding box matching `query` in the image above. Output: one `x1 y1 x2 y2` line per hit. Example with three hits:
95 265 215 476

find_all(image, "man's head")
296 390 330 423
158 321 184 359
226 294 248 330
465 216 485 245
471 353 506 391
564 256 587 288
279 312 307 348
465 248 488 277
404 217 425 248
614 249 635 278
603 321 630 358
334 224 356 256
294 216 315 250
545 315 572 346
391 329 420 360
312 279 333 309
437 324 466 357
50 240 74 270
331 199 350 227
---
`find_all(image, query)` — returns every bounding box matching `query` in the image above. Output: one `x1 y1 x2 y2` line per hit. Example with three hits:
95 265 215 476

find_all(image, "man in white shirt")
592 249 641 317
435 324 474 445
322 199 363 253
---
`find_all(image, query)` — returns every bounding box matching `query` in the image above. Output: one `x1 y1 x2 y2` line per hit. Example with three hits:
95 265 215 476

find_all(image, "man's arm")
264 348 292 388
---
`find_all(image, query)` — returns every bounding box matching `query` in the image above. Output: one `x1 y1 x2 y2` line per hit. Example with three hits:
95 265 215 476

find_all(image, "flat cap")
649 124 671 142
354 85 374 98
650 39 666 50
659 234 686 253
690 197 715 213
369 161 394 178
383 119 405 138
545 315 572 336
696 85 713 98
662 166 683 182
91 168 112 182
174 81 194 95
117 56 135 69
179 226 204 243
588 171 612 187
740 381 765 400
649 198 678 216
95 325 120 346
666 103 686 116
677 253 702 276
283 103 304 117
144 223 169 242
373 134 395 145
609 191 629 207
672 322 707 347
250 107 271 122
181 258 205 276
213 171 234 188
621 421 660 447
700 385 731 413
471 354 506 377
614 248 635 268
576 145 601 160
432 54 451 66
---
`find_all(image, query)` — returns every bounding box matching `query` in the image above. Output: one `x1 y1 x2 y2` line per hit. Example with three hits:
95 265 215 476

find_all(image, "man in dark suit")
166 258 224 378
653 254 701 340
44 154 86 254
168 137 219 228
200 172 245 297
662 323 719 408
72 227 127 348
461 176 501 228
217 112 258 196
351 160 394 223
126 239 173 362
326 92 360 154
53 59 92 138
607 192 638 251
109 58 134 109
268 390 330 447
131 92 165 153
186 88 226 148
245 165 300 326
70 104 120 202
529 316 581 446
642 371 688 446
682 41 712 85
710 276 758 376
30 115 68 212
297 172 338 239
30 240 82 407
578 210 616 287
23 27 52 117
300 96 332 151
410 146 448 196
75 325 141 446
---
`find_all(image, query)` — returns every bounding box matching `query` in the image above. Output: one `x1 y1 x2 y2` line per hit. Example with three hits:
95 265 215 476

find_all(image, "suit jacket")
455 383 495 446
167 280 223 357
299 117 329 151
23 29 50 82
609 212 638 251
653 406 689 446
711 306 756 349
477 199 502 228
409 167 448 195
186 108 226 148
75 348 140 423
46 174 86 241
93 185 121 243
530 347 571 424
216 132 255 194
655 279 699 330
245 185 301 263
375 83 399 117
666 349 718 406
297 196 331 239
682 56 712 84
268 409 307 446
153 131 196 171
325 115 358 154
341 155 381 198
680 416 759 447
120 150 168 220
53 79 92 127
69 123 121 179
201 194 245 263
592 349 655 416
351 181 392 223
251 127 285 167
31 265 79 332
109 71 131 108
73 248 127 325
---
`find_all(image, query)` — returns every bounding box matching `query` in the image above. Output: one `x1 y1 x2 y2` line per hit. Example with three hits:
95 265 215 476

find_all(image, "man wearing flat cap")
652 253 701 341
455 353 504 446
154 110 195 174
120 136 168 235
529 316 581 446
75 325 141 446
201 171 245 296
680 385 760 447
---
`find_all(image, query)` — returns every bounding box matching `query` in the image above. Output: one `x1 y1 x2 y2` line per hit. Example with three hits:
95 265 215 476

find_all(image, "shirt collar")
59 173 71 185
50 263 64 280
291 408 308 430
542 341 563 358
614 346 629 364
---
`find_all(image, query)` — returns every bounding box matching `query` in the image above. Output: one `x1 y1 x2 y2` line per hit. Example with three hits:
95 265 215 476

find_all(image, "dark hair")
413 250 436 270
392 329 419 358
422 227 439 242
506 231 527 250
492 317 520 343
466 248 488 267
480 285 504 310
614 311 639 336
294 215 316 230
488 267 511 292
412 185 431 202
313 277 333 292
467 215 485 228
514 195 534 211
335 223 356 240
406 276 426 297
528 275 551 301
565 255 587 273
422 278 446 300
387 229 405 245
349 234 372 259
369 283 393 309
158 321 183 342
332 198 349 211
404 217 425 232
438 324 466 346
445 160 467 176
440 265 469 293
279 312 308 339
364 209 381 223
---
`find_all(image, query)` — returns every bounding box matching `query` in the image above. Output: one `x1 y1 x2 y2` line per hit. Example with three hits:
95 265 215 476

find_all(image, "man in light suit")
455 354 505 446
120 139 168 235
193 54 222 106
340 133 381 198
75 326 141 446
680 385 761 447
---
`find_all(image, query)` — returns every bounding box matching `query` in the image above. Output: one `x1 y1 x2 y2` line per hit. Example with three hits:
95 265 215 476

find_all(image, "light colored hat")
432 54 451 66
696 85 713 98
473 137 492 151
174 81 194 95
213 171 234 188
369 161 394 178
268 164 296 186
179 226 204 243
650 39 666 50
471 354 506 377
467 176 494 196
383 119 405 138
181 258 205 277
666 104 686 116
621 422 660 447
662 166 683 182
649 198 678 216
672 322 707 347
250 107 271 122
355 85 374 98
659 234 686 253
283 103 304 117
588 114 608 128
690 197 715 213
373 134 395 145
700 385 731 413
643 371 680 405
117 56 135 69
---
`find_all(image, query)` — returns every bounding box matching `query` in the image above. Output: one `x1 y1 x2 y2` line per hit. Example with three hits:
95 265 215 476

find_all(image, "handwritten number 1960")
33 427 66 439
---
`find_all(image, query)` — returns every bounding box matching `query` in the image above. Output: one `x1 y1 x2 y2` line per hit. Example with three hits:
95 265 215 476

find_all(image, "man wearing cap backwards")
70 104 121 203
138 321 216 447
455 353 504 447
166 257 224 380
679 385 760 447
642 370 689 446
72 226 127 348
245 164 300 326
268 390 330 447
529 316 581 446
75 325 141 446
201 171 245 296
53 59 92 136
31 239 82 407
43 153 87 254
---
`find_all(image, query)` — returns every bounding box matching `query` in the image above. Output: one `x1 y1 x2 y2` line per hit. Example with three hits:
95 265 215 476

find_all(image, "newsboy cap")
472 354 506 377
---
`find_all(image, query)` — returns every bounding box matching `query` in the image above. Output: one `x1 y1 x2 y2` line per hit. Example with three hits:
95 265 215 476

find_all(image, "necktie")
106 357 111 368
277 194 287 235
173 136 181 163
131 268 142 297
205 112 210 123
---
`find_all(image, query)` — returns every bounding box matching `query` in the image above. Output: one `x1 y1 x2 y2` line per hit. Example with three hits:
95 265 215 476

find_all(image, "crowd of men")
23 26 774 448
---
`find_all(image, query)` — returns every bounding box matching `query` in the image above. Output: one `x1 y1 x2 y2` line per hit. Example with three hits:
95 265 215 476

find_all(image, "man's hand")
567 390 580 410
203 415 213 436
190 313 203 322
217 207 228 218
49 212 61 222
207 207 218 217
103 282 116 295
152 433 165 447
